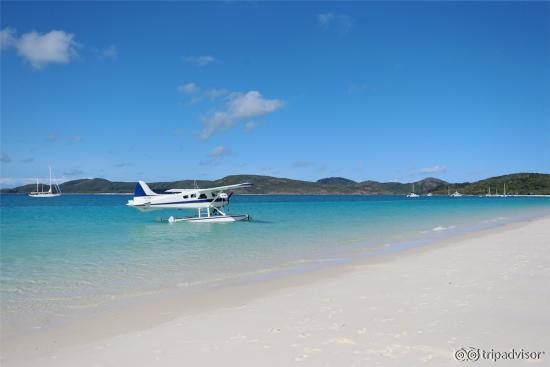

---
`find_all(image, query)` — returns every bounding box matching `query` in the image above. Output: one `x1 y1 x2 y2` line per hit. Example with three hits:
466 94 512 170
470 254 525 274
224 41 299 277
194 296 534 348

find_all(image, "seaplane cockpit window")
183 195 189 199
198 194 207 199
191 194 196 198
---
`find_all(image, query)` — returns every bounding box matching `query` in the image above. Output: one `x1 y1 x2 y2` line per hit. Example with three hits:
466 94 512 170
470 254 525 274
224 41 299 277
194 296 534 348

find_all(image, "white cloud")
199 91 283 139
184 55 217 66
199 111 233 138
178 82 199 94
0 27 16 49
5 29 80 69
244 121 258 132
420 165 447 174
227 91 283 119
100 45 117 60
208 146 231 157
318 13 355 32
0 152 11 163
180 87 229 105
0 175 82 187
205 88 228 100
0 177 18 185
318 13 336 26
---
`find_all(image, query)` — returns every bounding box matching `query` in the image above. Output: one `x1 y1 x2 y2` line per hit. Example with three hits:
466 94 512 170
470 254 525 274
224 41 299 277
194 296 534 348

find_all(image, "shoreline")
2 192 550 197
2 214 549 366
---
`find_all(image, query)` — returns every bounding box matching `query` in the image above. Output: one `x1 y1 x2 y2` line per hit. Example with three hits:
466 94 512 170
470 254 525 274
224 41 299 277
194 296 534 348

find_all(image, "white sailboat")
406 183 419 198
29 167 62 197
450 186 462 197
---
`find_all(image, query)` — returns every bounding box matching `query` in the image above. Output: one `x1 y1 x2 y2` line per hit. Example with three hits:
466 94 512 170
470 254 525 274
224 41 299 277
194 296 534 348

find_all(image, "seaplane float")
127 181 252 223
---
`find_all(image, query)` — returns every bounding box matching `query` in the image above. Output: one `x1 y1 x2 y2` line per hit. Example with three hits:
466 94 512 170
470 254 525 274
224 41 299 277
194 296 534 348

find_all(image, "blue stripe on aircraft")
150 199 223 206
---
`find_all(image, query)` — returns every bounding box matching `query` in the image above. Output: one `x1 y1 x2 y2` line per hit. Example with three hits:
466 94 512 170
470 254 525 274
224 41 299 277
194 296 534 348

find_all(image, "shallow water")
1 194 549 332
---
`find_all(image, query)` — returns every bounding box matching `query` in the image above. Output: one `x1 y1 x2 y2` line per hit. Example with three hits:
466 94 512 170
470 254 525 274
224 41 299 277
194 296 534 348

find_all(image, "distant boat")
426 193 433 197
406 183 419 198
29 167 62 198
493 184 508 198
485 187 492 197
450 187 462 197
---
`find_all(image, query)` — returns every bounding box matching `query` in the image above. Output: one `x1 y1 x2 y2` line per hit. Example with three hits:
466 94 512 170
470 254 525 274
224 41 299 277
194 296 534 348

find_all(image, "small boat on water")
448 185 462 197
406 183 419 198
29 167 62 198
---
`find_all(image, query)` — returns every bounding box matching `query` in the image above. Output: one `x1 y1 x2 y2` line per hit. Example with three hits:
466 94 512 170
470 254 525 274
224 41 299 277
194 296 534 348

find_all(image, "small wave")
423 225 457 232
482 216 508 224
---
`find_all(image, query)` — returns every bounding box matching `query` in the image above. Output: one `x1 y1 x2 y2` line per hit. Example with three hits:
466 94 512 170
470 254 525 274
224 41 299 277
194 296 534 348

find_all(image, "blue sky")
1 2 549 186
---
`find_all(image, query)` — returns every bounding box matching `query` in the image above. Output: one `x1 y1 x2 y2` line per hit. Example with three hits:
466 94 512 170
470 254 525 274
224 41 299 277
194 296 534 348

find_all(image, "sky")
1 1 549 187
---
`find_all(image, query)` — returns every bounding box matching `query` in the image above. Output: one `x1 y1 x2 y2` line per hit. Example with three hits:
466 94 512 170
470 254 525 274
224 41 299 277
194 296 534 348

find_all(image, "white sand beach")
2 216 549 366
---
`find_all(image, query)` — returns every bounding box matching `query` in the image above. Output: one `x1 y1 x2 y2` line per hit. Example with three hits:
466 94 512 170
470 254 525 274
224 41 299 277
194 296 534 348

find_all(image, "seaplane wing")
195 182 253 193
164 182 252 194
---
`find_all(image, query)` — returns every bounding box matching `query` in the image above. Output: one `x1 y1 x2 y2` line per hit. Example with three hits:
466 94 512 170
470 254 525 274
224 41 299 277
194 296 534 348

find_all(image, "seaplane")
127 181 253 223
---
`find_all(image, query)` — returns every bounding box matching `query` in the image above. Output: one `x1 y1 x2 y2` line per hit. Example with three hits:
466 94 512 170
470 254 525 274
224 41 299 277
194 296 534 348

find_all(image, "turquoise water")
1 194 549 332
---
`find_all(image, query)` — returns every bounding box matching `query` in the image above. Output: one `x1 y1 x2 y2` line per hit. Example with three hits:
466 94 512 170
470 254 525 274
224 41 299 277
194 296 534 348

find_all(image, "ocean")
1 194 549 335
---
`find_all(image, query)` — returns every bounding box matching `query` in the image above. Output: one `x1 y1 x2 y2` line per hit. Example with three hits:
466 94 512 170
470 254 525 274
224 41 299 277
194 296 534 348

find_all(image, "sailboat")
485 187 492 197
29 167 62 197
450 186 463 197
406 183 419 198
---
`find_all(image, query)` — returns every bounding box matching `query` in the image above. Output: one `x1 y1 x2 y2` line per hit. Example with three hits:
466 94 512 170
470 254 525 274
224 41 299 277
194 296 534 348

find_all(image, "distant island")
2 173 549 195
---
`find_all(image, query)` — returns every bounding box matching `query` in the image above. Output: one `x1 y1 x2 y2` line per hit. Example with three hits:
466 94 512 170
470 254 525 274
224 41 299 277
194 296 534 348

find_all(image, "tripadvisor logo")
454 347 545 362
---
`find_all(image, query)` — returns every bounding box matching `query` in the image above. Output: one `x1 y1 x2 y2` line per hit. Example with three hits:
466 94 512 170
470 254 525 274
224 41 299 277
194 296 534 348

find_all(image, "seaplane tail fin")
134 181 157 197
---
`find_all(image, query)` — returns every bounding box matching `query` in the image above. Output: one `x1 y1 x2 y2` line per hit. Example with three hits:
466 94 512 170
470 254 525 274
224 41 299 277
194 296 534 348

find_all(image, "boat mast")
48 167 53 193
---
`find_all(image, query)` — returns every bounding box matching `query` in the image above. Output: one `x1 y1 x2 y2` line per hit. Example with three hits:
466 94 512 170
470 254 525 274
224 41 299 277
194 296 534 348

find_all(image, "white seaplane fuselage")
128 189 228 211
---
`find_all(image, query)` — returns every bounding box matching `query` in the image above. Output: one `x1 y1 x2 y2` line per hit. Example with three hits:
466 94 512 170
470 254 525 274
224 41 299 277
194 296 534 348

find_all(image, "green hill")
2 173 548 195
430 173 550 195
